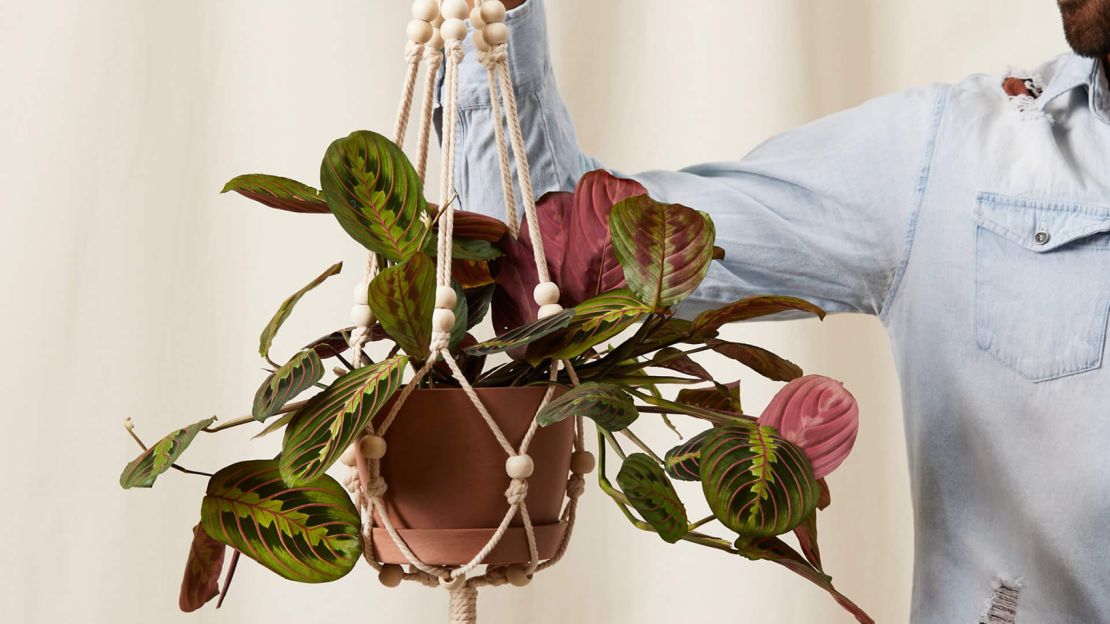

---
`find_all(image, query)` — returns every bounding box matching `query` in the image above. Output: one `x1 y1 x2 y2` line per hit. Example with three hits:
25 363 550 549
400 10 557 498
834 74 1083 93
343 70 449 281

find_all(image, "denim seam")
533 85 566 189
975 196 1110 252
977 192 1110 217
879 85 951 322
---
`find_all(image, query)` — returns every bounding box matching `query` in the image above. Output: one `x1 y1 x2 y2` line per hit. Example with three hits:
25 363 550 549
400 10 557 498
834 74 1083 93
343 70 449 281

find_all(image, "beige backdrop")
0 1 1067 622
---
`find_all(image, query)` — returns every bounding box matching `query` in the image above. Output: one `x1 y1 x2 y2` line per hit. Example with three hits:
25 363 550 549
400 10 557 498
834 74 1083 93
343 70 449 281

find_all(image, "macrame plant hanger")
341 2 592 622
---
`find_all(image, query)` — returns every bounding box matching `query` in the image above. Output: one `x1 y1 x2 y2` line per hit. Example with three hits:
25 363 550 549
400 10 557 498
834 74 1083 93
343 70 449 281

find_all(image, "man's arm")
446 0 948 318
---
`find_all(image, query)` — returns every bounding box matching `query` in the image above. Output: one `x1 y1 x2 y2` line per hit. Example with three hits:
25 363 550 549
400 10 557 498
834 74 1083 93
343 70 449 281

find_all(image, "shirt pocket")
974 192 1110 382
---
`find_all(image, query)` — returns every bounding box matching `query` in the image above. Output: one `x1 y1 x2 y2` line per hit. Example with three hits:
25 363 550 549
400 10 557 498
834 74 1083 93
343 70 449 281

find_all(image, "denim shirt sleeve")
443 0 947 318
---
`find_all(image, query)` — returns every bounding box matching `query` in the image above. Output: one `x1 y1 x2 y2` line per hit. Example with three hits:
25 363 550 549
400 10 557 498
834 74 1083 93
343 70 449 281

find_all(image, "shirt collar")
1038 54 1110 123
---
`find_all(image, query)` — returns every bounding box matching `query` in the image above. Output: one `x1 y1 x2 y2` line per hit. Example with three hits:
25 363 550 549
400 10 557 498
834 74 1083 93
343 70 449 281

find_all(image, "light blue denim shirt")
441 1 1110 621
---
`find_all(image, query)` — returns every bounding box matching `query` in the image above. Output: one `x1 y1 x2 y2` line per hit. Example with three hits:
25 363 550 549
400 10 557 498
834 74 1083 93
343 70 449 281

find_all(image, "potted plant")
121 125 872 621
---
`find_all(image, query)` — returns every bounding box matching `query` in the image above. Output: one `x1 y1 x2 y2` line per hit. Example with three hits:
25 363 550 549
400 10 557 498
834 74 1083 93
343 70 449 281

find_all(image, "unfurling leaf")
320 130 427 261
259 262 343 361
368 254 434 360
758 375 859 479
691 295 826 339
465 307 574 357
179 524 226 612
120 417 216 489
707 339 803 382
280 356 407 486
535 382 638 431
609 195 716 309
252 349 324 422
302 328 353 360
201 460 362 583
676 381 742 414
222 174 329 214
663 429 713 481
525 289 650 364
649 347 712 380
700 425 819 543
617 454 688 543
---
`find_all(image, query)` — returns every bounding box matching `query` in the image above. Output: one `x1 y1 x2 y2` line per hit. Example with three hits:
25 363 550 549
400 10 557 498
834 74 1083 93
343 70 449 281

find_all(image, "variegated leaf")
708 339 803 382
201 460 362 583
222 174 329 214
452 210 510 242
691 296 826 339
700 425 819 542
302 328 353 359
535 382 638 431
252 349 324 422
179 524 226 612
676 381 742 414
525 289 650 364
120 417 216 489
367 254 434 360
664 429 713 481
610 196 716 309
280 356 407 486
320 130 427 261
260 262 343 360
617 453 688 543
465 307 575 357
649 347 712 380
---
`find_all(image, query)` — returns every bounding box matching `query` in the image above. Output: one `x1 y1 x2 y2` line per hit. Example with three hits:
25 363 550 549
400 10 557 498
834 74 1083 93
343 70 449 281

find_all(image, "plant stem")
687 515 716 532
216 550 241 608
619 428 664 465
203 399 309 433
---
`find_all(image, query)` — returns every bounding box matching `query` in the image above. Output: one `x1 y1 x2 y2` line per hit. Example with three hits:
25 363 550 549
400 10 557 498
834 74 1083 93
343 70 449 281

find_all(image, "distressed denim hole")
979 577 1022 624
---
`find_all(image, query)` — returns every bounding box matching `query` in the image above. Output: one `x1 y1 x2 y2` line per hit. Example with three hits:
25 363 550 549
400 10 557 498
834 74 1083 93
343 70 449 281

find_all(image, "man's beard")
1060 0 1110 58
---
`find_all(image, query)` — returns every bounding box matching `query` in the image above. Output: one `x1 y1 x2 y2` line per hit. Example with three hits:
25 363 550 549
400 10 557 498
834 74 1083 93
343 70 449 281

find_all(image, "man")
445 1 1110 622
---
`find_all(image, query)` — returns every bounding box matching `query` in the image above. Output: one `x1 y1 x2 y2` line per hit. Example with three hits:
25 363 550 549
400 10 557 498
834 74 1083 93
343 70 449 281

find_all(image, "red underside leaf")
179 524 226 612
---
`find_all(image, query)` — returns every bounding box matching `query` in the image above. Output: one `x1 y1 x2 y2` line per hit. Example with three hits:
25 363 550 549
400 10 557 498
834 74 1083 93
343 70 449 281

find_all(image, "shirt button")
1034 230 1050 245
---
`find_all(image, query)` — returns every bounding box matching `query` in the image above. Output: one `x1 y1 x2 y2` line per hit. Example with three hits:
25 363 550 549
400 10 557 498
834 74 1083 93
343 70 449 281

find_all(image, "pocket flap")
976 192 1110 252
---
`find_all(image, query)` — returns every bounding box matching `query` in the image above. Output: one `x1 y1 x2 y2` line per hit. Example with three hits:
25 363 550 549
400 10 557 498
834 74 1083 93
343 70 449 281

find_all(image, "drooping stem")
123 418 214 478
203 399 309 433
619 428 664 465
216 550 241 609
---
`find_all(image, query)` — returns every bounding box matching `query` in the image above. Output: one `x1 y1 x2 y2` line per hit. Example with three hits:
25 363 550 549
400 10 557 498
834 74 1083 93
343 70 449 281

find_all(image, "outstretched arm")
446 0 948 318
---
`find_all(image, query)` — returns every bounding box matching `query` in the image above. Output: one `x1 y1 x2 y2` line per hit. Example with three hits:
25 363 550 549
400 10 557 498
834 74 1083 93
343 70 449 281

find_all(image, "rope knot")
477 45 508 68
429 331 451 353
444 39 465 65
404 41 425 64
566 474 586 499
423 45 443 64
363 476 388 499
505 478 529 505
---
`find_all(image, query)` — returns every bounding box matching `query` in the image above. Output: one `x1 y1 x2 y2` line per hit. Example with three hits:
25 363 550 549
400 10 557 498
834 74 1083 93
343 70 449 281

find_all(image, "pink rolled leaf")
758 375 859 479
179 524 227 612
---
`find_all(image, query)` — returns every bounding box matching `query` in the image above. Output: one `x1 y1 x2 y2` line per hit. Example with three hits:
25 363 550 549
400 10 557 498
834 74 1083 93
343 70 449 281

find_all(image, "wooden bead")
435 286 458 309
429 27 444 49
533 281 560 306
482 21 509 46
469 6 486 29
411 0 439 22
442 575 466 590
505 565 531 587
340 444 359 467
379 564 405 588
505 454 535 479
433 308 456 332
473 29 490 52
570 450 596 475
537 303 564 319
440 17 468 42
480 1 507 24
406 19 434 44
352 281 369 304
351 304 374 326
441 0 470 20
360 435 388 460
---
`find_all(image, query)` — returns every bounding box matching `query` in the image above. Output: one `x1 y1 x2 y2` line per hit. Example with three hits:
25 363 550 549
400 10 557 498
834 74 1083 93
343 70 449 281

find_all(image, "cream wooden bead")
442 575 466 590
441 0 470 20
480 1 507 24
538 303 564 319
482 21 509 46
429 27 444 50
435 285 458 309
360 435 388 460
505 454 534 479
505 565 531 587
440 17 467 42
473 29 490 52
433 308 456 332
379 564 405 588
571 450 596 475
351 304 374 326
352 281 369 304
469 6 486 29
340 444 359 467
406 18 434 44
533 281 560 306
411 0 439 22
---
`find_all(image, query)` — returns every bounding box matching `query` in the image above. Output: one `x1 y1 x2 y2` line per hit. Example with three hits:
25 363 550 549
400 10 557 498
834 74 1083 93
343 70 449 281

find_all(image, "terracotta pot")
370 385 574 566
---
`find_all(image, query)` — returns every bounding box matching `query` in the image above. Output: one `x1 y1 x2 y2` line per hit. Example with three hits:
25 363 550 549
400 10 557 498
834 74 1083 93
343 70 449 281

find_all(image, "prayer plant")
121 129 872 623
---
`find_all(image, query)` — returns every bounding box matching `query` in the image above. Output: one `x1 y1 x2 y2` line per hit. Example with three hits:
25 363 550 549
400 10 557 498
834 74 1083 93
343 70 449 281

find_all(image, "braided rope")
478 47 520 237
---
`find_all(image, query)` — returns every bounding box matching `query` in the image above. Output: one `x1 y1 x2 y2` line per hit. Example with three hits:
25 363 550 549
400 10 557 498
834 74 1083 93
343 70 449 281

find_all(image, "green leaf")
664 429 713 482
616 453 688 543
448 281 468 350
201 460 362 583
648 347 712 380
465 307 575 357
320 130 427 261
280 356 407 486
676 381 742 414
179 524 226 612
252 349 325 422
610 196 716 309
690 296 826 339
464 284 495 330
526 289 650 364
119 417 216 489
222 174 329 214
700 425 819 542
260 262 343 361
368 254 434 360
535 382 638 431
707 339 803 382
